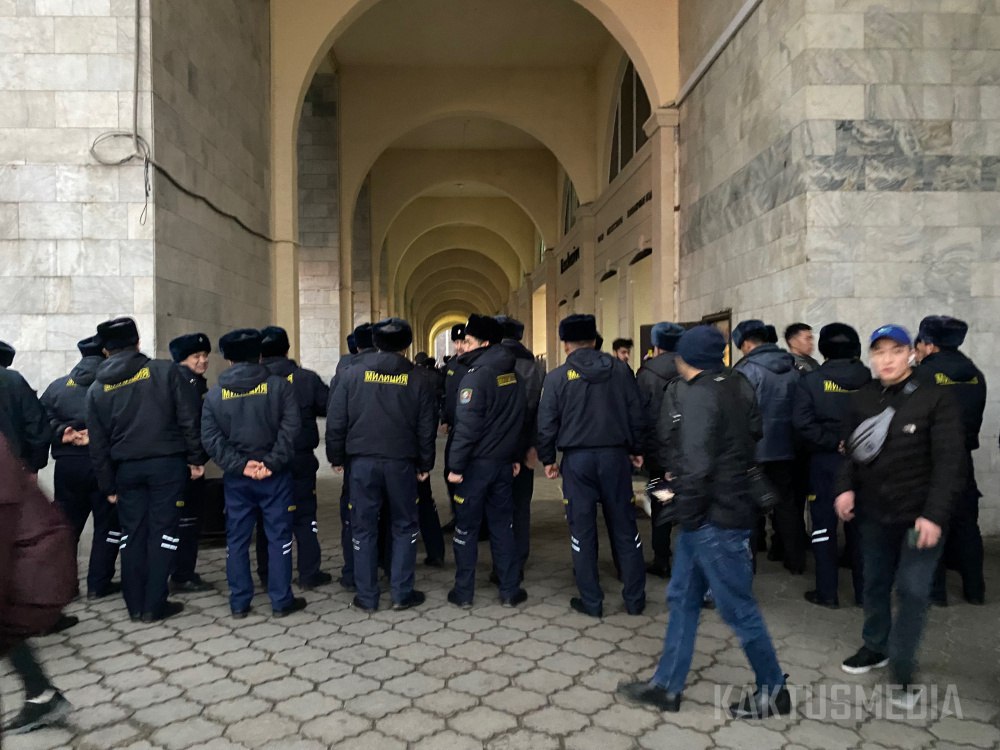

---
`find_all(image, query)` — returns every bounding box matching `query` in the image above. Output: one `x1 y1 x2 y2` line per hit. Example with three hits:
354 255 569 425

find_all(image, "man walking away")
620 325 789 718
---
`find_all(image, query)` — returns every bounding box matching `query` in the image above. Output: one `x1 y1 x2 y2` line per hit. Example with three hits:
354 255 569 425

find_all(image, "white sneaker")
888 685 924 712
635 492 652 518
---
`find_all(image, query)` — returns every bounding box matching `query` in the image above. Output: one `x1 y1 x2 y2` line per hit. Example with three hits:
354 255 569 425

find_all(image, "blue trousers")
809 452 863 603
340 463 354 586
349 456 419 609
54 454 120 596
256 453 323 583
225 472 293 612
860 519 943 685
453 459 519 601
652 525 785 695
115 456 187 618
561 448 645 613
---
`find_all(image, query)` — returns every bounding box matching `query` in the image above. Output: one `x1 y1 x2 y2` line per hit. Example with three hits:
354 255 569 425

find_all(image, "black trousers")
759 461 806 573
932 474 985 603
172 475 206 584
53 454 120 596
115 456 188 618
646 461 672 568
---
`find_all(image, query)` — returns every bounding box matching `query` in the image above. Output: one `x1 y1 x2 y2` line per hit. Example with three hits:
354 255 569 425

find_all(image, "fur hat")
260 326 290 357
372 318 413 352
732 319 767 348
169 332 211 363
96 317 140 351
465 314 503 344
353 323 374 351
219 328 262 363
916 315 968 349
558 314 598 342
651 322 685 352
818 323 860 360
494 315 525 342
677 325 726 371
77 335 105 359
0 340 14 367
451 323 466 342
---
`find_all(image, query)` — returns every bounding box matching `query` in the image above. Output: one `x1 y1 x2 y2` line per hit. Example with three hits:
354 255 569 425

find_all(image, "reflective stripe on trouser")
560 448 646 613
172 474 206 583
115 456 187 618
452 459 519 601
256 459 323 582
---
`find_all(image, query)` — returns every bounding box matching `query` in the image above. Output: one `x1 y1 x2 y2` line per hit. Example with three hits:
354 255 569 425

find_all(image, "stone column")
577 204 597 317
644 107 679 321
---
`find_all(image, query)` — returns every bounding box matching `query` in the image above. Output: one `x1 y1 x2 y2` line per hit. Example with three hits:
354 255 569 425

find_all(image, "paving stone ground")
3 439 999 749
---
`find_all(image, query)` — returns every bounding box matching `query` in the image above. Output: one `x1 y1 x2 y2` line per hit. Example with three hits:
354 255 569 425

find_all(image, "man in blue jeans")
618 325 789 718
835 324 964 709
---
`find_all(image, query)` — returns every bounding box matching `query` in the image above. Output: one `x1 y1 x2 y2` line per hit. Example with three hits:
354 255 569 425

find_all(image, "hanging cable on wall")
89 0 290 245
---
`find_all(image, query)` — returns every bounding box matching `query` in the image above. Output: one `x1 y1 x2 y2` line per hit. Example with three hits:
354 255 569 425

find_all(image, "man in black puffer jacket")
912 315 987 606
86 317 206 623
202 329 304 619
635 321 685 578
792 324 871 608
733 319 805 573
835 325 964 703
41 336 119 600
258 326 332 591
620 325 789 719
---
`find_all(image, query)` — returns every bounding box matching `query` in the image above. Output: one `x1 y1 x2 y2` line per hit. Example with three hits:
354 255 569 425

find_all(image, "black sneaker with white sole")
841 646 889 674
3 690 71 735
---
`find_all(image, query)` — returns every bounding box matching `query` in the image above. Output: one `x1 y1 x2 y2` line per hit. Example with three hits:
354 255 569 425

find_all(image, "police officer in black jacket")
537 314 647 617
326 318 436 613
635 321 685 578
495 315 543 581
167 332 213 594
201 329 304 618
40 335 120 600
85 317 206 623
441 323 470 531
913 315 987 605
257 325 332 590
792 323 871 608
447 314 528 608
330 323 374 591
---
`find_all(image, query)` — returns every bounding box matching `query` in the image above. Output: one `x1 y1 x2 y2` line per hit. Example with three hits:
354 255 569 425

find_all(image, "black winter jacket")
86 352 206 494
499 339 543 457
0 368 51 472
325 351 437 472
636 352 679 469
792 359 872 454
201 363 301 476
734 344 800 462
443 358 471 427
263 356 329 455
657 369 762 530
448 345 526 472
536 348 644 465
41 356 104 460
912 350 986 453
834 375 965 528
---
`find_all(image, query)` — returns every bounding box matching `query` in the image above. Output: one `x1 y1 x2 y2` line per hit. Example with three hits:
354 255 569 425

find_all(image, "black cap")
0 340 14 367
260 326 291 357
372 318 413 352
169 332 211 363
450 324 466 342
677 325 726 371
818 323 860 360
465 314 503 345
916 315 968 349
558 314 598 342
353 323 374 351
219 328 263 363
494 315 525 342
96 317 139 351
77 335 106 359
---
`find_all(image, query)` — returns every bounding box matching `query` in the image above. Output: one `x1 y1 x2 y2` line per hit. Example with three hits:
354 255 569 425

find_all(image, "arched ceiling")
404 250 510 307
407 268 506 314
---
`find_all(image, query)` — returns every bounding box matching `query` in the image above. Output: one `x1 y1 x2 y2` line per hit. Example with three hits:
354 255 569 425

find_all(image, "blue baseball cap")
869 324 912 348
